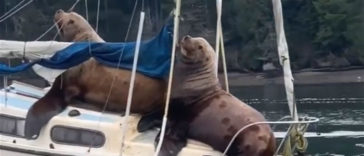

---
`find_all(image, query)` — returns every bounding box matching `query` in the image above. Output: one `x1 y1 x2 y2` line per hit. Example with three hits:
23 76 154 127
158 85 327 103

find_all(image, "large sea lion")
153 36 276 156
24 10 166 139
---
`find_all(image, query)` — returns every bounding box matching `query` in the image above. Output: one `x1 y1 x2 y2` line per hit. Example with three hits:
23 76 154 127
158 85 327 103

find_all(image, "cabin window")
51 126 105 147
0 114 25 137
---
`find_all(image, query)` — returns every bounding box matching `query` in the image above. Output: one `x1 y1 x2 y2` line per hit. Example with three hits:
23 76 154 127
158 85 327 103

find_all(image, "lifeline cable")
222 117 319 156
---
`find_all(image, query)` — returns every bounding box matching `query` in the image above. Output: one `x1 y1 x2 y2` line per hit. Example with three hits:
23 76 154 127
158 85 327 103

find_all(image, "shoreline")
2 69 364 88
224 69 364 87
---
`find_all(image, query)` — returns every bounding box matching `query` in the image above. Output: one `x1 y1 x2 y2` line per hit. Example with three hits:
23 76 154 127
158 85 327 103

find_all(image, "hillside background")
0 0 363 73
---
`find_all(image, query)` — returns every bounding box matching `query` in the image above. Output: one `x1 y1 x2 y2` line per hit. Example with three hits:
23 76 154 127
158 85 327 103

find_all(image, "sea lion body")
156 36 275 156
25 10 166 138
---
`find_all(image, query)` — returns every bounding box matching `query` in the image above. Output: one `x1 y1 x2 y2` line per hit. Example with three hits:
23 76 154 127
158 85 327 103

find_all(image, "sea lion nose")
183 35 191 41
56 9 64 15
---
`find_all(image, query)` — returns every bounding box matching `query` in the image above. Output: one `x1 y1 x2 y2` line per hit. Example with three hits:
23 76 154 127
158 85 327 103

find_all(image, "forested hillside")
1 0 363 72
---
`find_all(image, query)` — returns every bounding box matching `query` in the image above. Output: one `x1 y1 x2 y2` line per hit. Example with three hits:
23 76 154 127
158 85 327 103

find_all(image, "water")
231 83 364 155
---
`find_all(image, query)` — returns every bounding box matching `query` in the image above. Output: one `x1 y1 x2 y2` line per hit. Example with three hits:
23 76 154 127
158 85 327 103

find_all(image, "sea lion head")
173 36 219 98
178 35 216 66
54 9 94 41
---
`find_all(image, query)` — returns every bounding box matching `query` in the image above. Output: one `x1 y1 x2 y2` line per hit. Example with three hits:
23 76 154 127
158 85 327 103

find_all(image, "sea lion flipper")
154 122 188 156
24 77 68 139
25 99 65 139
137 109 163 132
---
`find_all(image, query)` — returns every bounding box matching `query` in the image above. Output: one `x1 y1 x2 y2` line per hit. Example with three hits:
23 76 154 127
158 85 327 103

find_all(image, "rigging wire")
95 0 100 33
99 0 139 115
0 0 33 23
219 23 229 93
84 0 100 151
98 0 139 125
68 0 80 12
153 0 181 155
0 0 25 20
119 11 145 156
86 0 139 153
214 0 222 77
84 0 89 21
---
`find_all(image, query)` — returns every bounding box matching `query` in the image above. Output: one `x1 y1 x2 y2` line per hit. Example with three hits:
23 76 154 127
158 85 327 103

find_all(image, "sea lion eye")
68 19 74 25
198 45 203 50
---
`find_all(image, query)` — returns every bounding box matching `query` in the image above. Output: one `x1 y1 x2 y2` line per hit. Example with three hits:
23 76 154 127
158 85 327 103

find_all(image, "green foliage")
0 0 363 71
223 0 275 71
222 0 364 70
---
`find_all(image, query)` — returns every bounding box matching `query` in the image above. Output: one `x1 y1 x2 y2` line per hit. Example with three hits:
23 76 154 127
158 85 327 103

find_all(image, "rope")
0 0 26 20
222 117 319 156
153 0 181 155
119 12 145 156
3 75 8 107
218 23 229 93
281 124 309 156
95 0 100 33
84 0 89 21
274 124 293 156
0 0 33 23
214 0 222 77
68 0 80 12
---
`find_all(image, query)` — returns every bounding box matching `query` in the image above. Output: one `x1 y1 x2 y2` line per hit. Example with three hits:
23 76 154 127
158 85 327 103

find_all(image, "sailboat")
0 0 323 155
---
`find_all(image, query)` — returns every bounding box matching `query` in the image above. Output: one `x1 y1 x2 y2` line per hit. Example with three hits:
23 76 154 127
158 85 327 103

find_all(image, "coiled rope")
222 117 319 156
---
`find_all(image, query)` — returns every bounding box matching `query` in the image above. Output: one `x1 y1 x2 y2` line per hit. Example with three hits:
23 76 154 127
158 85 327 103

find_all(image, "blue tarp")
0 22 173 79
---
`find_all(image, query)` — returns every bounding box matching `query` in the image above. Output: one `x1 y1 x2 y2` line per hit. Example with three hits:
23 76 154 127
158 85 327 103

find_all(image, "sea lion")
154 36 276 156
54 9 104 42
24 10 166 139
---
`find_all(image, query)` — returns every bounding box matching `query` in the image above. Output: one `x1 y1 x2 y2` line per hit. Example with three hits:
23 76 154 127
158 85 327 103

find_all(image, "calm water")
231 83 364 155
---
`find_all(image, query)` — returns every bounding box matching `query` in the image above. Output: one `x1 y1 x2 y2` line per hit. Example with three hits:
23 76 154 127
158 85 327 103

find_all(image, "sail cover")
0 23 173 79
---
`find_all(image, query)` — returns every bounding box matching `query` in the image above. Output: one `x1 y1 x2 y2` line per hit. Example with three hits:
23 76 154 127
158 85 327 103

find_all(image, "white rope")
84 0 89 21
218 23 229 93
95 0 100 33
68 0 80 12
0 0 25 20
34 22 58 41
214 0 222 77
272 0 298 121
153 0 181 155
119 12 145 155
274 124 294 155
222 117 319 156
0 0 33 23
